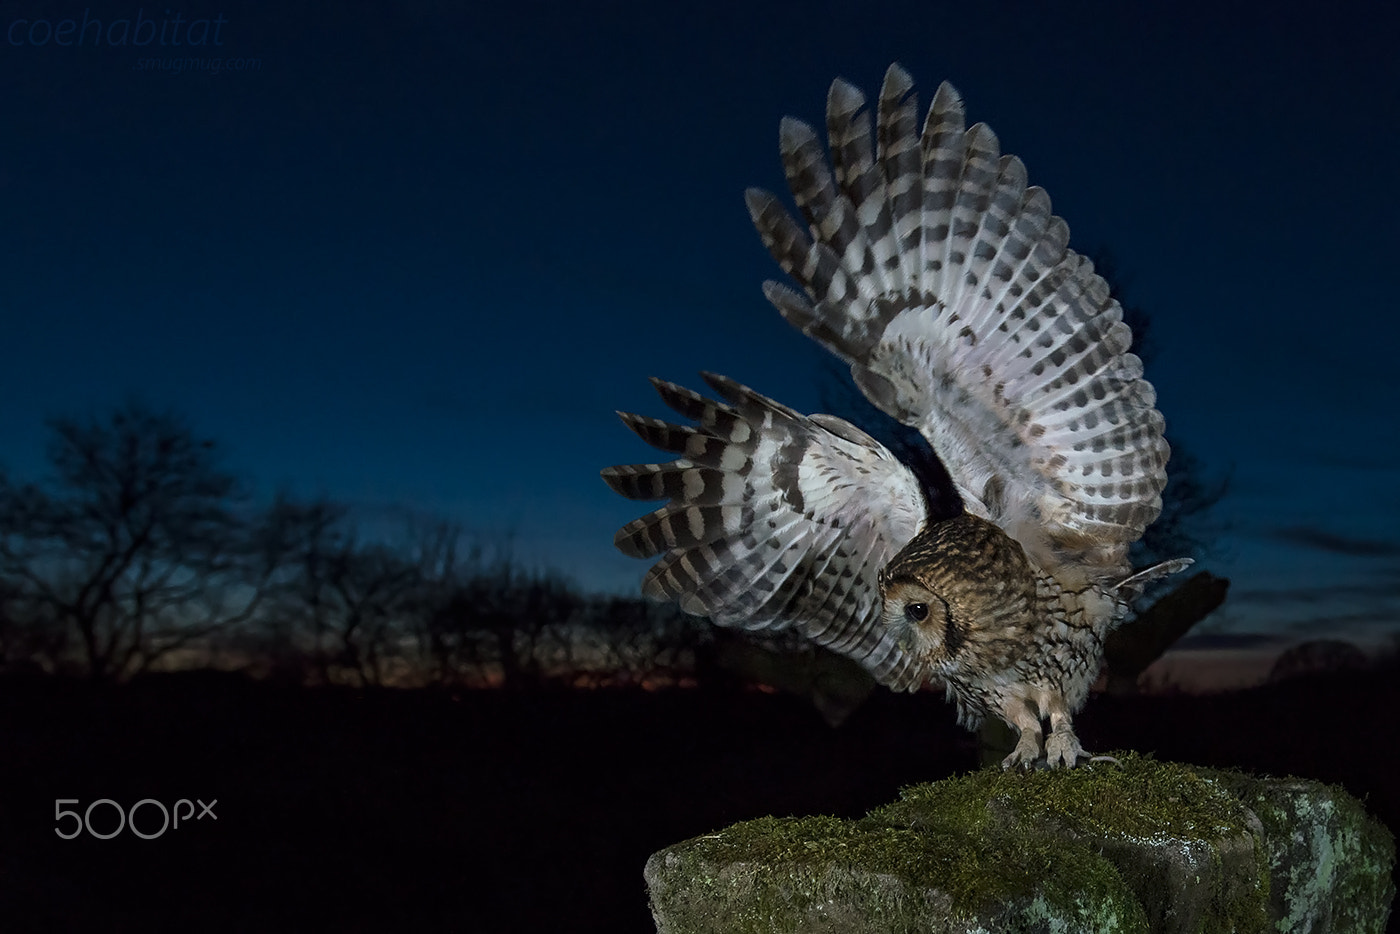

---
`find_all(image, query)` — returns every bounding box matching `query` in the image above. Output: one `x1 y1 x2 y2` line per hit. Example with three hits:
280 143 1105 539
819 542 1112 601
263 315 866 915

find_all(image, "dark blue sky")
2 0 1397 644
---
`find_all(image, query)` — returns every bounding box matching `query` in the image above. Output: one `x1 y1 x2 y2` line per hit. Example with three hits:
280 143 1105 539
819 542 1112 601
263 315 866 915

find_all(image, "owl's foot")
1001 732 1045 770
1044 728 1086 769
1001 729 1099 770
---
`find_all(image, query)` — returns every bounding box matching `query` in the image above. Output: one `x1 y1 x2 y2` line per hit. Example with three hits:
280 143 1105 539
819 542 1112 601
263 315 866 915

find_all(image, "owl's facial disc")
881 577 957 665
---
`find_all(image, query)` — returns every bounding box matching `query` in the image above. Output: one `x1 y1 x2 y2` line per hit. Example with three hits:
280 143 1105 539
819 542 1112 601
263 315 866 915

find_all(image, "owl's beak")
886 613 917 653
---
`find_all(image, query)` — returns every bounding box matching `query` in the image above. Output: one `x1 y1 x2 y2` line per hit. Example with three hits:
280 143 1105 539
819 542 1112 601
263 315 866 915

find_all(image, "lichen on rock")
1203 769 1396 934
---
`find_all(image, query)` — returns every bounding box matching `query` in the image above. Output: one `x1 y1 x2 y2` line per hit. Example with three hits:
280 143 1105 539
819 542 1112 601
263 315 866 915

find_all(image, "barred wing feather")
601 373 929 690
747 65 1170 582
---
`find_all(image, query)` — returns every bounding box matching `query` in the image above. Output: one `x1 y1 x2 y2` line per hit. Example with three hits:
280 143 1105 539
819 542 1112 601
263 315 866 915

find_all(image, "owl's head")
878 512 1037 670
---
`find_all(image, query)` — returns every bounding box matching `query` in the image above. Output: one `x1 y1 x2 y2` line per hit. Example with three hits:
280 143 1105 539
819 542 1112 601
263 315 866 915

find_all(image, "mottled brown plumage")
879 512 1135 766
603 66 1191 768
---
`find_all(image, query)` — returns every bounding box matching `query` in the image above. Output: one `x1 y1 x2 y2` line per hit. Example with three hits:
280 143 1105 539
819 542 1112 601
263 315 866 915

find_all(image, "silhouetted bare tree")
425 566 582 689
0 567 26 668
0 402 312 681
536 595 711 688
252 513 475 687
280 519 417 687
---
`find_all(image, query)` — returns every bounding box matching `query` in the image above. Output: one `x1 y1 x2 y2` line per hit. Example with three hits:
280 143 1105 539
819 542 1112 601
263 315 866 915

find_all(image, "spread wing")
601 372 929 690
747 65 1169 583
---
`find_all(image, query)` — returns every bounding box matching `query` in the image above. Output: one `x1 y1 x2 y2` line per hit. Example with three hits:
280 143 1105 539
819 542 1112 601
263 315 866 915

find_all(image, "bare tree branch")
0 402 311 681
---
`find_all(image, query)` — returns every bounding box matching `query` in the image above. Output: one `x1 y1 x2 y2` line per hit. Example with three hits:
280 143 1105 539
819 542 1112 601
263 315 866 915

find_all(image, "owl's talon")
1001 736 1044 770
1044 730 1086 769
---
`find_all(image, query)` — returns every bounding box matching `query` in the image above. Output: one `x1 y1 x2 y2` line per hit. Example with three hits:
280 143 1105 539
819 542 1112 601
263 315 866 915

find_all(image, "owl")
601 65 1191 769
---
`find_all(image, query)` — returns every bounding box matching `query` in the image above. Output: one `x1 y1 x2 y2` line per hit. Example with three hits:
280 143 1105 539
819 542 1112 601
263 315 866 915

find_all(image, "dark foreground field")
3 670 1397 932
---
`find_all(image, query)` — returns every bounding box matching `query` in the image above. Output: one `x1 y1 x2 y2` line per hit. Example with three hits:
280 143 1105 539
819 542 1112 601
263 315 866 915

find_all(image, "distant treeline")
0 399 1258 698
0 401 732 688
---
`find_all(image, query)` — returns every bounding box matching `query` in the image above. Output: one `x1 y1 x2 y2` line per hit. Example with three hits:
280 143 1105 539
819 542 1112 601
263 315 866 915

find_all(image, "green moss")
655 810 1146 933
648 755 1395 934
1334 790 1398 934
874 752 1254 842
864 753 1269 934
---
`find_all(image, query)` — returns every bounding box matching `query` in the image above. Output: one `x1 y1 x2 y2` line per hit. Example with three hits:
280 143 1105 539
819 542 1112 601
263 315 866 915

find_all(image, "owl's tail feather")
602 373 930 691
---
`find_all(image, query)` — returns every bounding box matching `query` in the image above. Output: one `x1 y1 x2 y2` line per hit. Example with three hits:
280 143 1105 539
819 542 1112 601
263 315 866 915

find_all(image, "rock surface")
644 754 1394 934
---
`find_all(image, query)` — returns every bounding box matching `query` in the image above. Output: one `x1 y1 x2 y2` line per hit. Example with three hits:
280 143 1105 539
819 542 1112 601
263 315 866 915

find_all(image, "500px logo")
55 798 217 840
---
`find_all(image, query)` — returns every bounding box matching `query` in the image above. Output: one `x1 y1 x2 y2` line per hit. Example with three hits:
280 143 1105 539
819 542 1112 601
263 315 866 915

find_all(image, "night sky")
2 1 1397 646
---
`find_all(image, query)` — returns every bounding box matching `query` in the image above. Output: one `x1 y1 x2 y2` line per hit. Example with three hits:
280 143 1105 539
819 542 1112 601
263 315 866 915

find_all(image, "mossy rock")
1204 769 1396 933
645 753 1394 933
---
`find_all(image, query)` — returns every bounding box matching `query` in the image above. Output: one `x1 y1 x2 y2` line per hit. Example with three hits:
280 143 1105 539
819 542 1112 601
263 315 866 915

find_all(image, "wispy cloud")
1219 568 1399 643
1231 577 1400 607
1301 450 1400 473
1173 632 1290 651
1269 525 1400 558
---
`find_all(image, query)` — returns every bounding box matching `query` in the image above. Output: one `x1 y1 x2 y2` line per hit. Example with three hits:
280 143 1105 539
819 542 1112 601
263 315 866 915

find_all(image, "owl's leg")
999 698 1044 770
1043 697 1087 769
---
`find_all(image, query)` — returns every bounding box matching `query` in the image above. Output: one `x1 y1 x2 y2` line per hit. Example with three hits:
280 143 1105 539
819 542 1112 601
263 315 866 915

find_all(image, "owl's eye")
904 602 929 622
